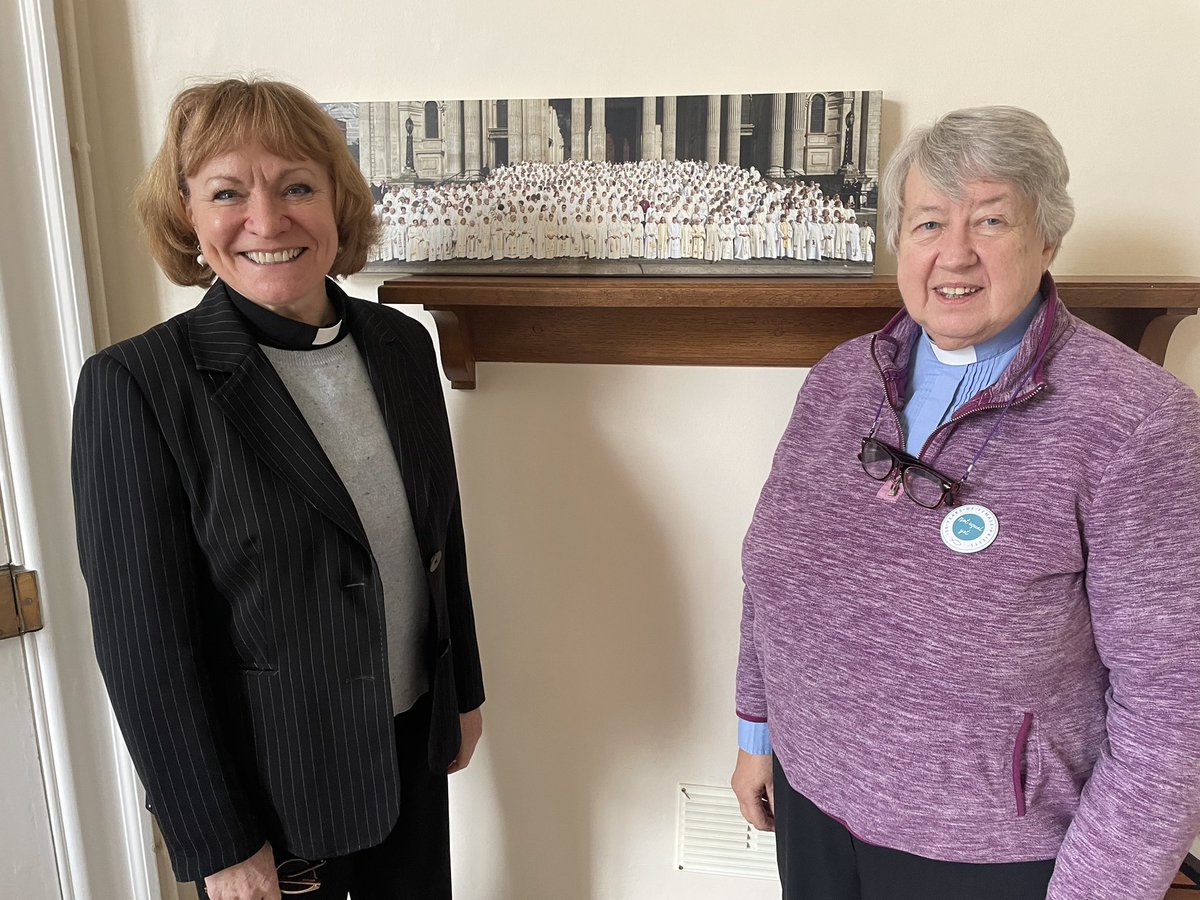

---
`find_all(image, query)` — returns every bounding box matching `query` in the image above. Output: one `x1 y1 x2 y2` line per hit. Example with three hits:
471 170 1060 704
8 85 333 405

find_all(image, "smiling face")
185 144 338 325
896 166 1055 350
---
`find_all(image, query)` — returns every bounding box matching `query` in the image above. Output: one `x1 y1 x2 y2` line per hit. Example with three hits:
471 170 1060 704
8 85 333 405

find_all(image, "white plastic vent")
676 782 778 880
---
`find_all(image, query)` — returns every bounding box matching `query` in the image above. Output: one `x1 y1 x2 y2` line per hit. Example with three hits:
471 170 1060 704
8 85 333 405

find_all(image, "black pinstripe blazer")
71 280 484 882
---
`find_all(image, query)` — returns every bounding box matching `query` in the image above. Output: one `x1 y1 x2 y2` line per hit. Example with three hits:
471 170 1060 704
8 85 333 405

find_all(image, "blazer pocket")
425 548 450 628
224 537 277 670
232 659 278 674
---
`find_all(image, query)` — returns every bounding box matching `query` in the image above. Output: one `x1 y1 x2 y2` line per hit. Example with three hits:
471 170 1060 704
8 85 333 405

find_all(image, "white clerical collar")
926 338 977 366
922 294 1043 367
313 322 342 347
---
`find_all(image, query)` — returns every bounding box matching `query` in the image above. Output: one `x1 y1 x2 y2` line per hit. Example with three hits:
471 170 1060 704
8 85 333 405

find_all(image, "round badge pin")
940 504 999 554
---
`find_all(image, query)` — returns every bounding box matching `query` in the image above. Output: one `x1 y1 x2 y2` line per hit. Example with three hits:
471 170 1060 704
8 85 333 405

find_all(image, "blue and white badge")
940 504 999 554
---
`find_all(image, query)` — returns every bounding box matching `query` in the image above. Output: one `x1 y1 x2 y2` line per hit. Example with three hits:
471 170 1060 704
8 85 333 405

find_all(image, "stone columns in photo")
463 100 481 173
508 99 524 163
384 103 403 175
484 101 496 170
591 97 606 161
863 91 881 177
548 102 559 161
706 94 720 165
770 93 786 175
641 96 656 159
787 92 804 173
360 102 397 179
571 98 585 161
662 96 676 162
724 93 741 166
445 100 463 176
524 99 542 161
357 102 375 180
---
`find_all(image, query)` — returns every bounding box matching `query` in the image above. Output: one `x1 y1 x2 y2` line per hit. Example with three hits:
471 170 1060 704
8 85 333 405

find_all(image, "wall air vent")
676 783 777 880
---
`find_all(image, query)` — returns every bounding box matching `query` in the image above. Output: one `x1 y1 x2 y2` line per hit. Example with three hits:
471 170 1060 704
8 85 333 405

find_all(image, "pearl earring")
196 245 207 268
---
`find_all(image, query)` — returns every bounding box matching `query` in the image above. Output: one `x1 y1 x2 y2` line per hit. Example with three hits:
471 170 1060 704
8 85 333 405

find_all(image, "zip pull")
888 473 903 496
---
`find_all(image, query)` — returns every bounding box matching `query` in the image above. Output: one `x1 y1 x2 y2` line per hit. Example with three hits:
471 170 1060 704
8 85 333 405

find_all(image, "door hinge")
0 566 43 641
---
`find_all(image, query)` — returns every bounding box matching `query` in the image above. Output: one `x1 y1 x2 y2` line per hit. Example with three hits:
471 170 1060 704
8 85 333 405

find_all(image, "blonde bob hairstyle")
134 77 379 286
880 105 1074 261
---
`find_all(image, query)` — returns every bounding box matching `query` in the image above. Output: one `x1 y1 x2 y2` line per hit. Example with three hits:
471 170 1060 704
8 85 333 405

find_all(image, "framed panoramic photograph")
321 92 881 276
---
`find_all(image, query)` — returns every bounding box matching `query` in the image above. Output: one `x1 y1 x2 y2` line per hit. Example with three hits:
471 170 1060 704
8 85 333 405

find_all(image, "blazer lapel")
344 296 441 558
189 282 370 550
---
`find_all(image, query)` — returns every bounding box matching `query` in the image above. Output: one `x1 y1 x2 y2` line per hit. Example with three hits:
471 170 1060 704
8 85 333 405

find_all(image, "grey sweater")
262 336 429 713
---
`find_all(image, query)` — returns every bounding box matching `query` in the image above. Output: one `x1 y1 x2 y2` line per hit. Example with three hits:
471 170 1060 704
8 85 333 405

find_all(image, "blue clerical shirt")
901 295 1042 455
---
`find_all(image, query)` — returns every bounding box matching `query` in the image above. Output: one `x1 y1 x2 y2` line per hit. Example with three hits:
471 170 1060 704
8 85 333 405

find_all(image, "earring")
195 245 207 268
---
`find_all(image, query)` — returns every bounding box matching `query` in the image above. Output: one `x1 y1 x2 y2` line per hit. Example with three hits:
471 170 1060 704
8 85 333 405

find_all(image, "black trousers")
773 757 1055 900
197 692 450 899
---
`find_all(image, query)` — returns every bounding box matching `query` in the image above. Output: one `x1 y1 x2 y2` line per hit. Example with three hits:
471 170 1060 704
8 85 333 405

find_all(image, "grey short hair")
880 106 1074 257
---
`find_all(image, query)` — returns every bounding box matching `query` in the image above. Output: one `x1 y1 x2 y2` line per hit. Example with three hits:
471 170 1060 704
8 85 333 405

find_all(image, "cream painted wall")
64 0 1200 897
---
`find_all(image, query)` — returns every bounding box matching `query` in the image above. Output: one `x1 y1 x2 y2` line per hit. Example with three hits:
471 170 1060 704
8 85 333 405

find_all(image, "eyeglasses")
276 858 325 895
859 436 961 509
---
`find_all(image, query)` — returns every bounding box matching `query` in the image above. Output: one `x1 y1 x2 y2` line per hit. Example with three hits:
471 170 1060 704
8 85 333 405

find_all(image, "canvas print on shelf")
321 92 881 276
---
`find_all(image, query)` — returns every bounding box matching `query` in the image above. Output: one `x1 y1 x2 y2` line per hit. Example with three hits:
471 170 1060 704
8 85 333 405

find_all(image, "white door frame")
3 0 161 897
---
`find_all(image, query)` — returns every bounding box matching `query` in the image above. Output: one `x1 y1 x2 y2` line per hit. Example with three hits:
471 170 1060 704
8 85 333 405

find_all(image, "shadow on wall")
452 364 693 900
76 0 189 343
871 97 903 276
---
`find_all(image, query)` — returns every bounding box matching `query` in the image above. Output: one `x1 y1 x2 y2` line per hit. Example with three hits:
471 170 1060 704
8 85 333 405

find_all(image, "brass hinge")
0 566 43 641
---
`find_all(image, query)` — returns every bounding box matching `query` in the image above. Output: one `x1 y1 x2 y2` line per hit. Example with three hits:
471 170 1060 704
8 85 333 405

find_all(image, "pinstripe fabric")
71 280 484 882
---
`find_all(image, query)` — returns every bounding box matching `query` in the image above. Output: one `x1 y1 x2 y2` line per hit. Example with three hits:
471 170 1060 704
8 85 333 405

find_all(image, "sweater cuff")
737 718 772 755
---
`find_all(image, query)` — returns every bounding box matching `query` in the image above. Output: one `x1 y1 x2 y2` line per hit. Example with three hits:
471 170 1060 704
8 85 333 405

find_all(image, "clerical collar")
226 279 347 351
924 293 1043 366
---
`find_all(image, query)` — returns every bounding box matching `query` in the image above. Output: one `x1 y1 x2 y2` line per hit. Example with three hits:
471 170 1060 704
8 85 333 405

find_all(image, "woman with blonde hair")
73 77 485 900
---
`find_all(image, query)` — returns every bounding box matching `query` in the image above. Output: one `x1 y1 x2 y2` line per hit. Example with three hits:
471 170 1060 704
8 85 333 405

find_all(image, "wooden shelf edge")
377 276 1200 389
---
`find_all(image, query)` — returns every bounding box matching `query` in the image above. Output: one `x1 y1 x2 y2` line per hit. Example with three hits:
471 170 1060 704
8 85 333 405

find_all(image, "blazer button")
428 550 443 573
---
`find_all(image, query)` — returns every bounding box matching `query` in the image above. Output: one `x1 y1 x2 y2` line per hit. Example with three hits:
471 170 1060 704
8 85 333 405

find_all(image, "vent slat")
682 844 773 860
686 859 777 871
685 818 753 831
677 782 777 881
686 844 777 854
685 861 778 874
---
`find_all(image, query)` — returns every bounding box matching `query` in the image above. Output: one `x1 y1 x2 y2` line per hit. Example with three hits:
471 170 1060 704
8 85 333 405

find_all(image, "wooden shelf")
377 275 1200 389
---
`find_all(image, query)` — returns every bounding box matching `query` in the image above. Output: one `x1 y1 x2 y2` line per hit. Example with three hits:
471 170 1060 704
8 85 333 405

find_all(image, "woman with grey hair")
732 105 1200 899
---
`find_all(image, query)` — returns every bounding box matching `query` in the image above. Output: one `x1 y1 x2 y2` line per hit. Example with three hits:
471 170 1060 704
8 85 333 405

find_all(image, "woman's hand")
202 842 279 900
732 749 776 832
447 707 483 774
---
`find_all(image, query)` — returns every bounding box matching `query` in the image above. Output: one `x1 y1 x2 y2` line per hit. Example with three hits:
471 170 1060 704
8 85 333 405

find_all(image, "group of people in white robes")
367 159 875 265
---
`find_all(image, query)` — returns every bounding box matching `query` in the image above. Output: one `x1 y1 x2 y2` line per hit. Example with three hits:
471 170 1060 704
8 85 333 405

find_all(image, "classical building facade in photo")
339 92 881 183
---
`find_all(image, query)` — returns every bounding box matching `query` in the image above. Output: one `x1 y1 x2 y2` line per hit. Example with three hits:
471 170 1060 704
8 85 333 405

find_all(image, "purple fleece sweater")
738 274 1200 899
